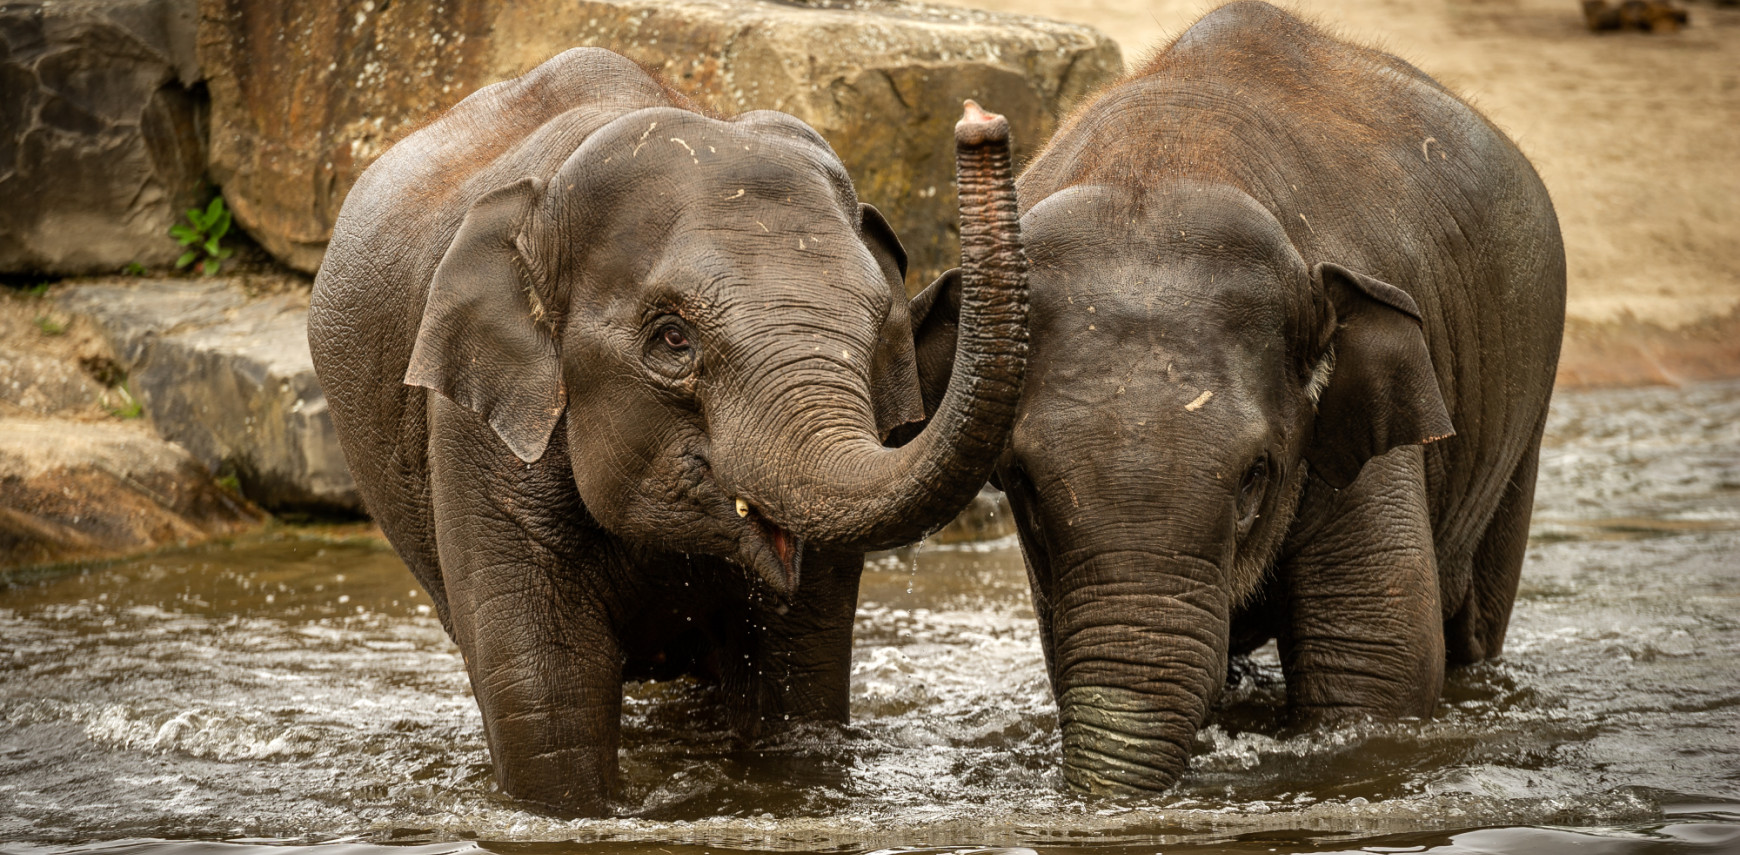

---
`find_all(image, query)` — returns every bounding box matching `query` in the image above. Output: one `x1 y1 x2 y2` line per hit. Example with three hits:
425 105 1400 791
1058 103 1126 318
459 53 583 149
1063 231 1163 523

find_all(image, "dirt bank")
955 0 1740 387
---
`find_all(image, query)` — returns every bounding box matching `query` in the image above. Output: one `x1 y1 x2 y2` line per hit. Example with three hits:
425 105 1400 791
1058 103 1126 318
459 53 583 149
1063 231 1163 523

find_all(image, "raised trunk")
743 101 1028 551
1052 552 1231 793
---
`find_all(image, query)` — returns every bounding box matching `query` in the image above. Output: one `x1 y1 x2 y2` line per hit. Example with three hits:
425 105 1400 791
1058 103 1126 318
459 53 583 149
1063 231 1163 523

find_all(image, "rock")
0 0 207 275
0 417 261 569
197 0 1120 289
58 276 362 514
1583 0 1689 31
0 288 135 420
928 485 1014 544
0 346 105 417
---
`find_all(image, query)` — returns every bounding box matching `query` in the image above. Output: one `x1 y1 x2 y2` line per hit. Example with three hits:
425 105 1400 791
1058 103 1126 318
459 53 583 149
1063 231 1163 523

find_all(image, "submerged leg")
1279 446 1445 721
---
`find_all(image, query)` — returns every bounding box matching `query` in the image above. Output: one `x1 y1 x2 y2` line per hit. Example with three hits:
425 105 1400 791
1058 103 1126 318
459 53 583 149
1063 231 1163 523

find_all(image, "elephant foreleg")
745 550 863 729
1278 445 1445 721
430 402 626 814
454 580 625 812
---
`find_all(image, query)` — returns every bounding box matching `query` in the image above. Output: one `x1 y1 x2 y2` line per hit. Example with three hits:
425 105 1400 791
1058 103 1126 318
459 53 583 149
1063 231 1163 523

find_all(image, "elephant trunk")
740 101 1028 551
1051 552 1231 793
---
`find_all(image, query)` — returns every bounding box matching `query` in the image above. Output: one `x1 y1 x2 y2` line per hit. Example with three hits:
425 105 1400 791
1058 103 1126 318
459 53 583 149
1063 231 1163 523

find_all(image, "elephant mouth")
735 498 803 596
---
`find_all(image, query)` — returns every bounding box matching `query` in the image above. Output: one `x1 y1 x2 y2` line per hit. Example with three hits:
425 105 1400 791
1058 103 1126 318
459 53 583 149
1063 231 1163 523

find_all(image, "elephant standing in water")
310 48 1028 813
911 2 1564 794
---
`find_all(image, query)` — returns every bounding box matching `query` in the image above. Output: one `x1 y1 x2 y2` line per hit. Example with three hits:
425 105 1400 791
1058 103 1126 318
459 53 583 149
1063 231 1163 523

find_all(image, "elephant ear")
1304 261 1455 489
904 265 1008 489
405 177 565 464
905 266 963 420
861 203 927 440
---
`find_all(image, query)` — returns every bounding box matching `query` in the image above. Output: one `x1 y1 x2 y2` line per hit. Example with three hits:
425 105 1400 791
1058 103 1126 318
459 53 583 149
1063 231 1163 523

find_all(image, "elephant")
909 2 1565 795
308 48 1028 814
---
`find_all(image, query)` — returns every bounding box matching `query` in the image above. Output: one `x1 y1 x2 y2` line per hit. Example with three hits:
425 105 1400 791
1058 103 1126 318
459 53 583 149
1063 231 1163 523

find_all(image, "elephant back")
324 48 690 305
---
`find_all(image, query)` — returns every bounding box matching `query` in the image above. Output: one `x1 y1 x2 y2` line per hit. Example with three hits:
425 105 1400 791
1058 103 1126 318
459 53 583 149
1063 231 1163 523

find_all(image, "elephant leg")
1447 417 1546 664
744 550 863 729
430 403 626 813
1279 445 1444 720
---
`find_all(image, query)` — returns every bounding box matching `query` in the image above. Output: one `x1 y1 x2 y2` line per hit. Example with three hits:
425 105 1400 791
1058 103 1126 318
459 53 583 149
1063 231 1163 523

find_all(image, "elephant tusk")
735 498 750 518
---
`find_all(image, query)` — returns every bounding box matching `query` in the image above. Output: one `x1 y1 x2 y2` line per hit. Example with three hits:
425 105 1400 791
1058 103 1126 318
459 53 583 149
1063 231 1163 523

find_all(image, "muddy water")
3 382 1738 854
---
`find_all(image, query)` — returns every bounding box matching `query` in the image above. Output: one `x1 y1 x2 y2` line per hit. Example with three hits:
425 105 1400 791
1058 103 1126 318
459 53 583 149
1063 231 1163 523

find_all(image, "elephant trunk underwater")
1048 550 1232 793
728 101 1028 556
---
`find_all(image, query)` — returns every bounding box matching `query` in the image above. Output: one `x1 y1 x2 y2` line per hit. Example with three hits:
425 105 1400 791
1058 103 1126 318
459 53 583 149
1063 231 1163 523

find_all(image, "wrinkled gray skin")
309 49 1027 813
911 2 1564 794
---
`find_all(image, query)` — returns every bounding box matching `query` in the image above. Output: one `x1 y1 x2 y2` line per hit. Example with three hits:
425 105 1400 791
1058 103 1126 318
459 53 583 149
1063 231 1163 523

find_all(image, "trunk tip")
956 100 1010 147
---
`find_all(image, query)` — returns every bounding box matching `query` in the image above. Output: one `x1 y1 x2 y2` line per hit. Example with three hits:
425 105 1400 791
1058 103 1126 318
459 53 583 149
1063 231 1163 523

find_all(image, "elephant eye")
644 318 699 384
1237 456 1269 534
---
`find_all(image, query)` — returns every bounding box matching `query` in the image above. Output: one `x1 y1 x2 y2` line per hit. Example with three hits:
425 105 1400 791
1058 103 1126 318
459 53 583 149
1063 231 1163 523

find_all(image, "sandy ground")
953 0 1740 386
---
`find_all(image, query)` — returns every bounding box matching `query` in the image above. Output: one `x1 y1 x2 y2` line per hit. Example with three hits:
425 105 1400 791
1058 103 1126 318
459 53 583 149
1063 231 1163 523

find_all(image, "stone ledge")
0 416 262 569
58 276 361 514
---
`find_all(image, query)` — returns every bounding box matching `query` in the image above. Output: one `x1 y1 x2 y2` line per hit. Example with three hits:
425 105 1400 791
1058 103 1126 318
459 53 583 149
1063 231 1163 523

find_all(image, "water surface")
3 382 1738 853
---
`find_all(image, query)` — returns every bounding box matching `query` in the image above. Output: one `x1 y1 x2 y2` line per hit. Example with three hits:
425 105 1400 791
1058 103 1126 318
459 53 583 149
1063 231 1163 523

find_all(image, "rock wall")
59 279 360 515
0 0 207 274
198 0 1120 288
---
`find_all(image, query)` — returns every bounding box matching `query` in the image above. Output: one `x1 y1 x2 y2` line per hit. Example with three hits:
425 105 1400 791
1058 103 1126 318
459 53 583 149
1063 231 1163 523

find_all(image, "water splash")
3 384 1740 852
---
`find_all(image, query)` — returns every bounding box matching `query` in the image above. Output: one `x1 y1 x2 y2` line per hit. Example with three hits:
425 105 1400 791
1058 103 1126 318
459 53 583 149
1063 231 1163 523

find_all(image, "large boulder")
0 0 207 275
58 277 361 515
0 417 261 569
198 0 1120 289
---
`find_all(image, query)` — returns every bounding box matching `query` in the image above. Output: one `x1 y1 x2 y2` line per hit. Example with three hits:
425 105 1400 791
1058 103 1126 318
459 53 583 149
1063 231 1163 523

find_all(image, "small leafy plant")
171 197 235 275
34 314 64 336
107 382 143 419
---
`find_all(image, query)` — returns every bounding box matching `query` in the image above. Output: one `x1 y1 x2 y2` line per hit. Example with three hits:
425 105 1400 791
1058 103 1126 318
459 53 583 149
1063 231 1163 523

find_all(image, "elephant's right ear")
906 266 963 419
1303 262 1455 489
406 178 565 464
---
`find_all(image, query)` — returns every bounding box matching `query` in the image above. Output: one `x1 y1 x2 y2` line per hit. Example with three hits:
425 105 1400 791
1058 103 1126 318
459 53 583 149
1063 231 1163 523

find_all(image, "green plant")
171 197 235 275
107 382 143 419
22 281 50 297
123 261 147 276
214 472 242 494
34 314 64 336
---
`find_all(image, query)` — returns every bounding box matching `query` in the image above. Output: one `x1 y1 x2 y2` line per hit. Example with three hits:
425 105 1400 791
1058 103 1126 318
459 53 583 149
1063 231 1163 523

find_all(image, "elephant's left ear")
406 177 566 464
861 202 927 440
1304 262 1455 488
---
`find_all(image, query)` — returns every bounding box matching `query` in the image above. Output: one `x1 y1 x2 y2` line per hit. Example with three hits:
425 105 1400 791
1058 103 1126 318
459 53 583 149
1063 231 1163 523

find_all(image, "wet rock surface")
58 276 361 515
197 0 1119 288
0 0 207 275
0 417 260 569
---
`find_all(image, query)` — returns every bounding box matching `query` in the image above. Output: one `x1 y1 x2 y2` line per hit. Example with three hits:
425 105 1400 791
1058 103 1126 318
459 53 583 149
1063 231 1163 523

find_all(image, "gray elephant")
910 2 1564 794
309 48 1028 813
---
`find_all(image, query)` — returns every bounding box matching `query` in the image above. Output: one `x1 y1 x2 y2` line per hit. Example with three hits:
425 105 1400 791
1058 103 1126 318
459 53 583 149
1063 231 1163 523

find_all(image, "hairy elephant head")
910 181 1450 794
405 102 1027 597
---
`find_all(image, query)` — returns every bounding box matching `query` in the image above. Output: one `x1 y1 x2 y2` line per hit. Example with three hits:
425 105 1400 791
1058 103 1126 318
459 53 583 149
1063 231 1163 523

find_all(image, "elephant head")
403 98 1027 597
910 181 1452 793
